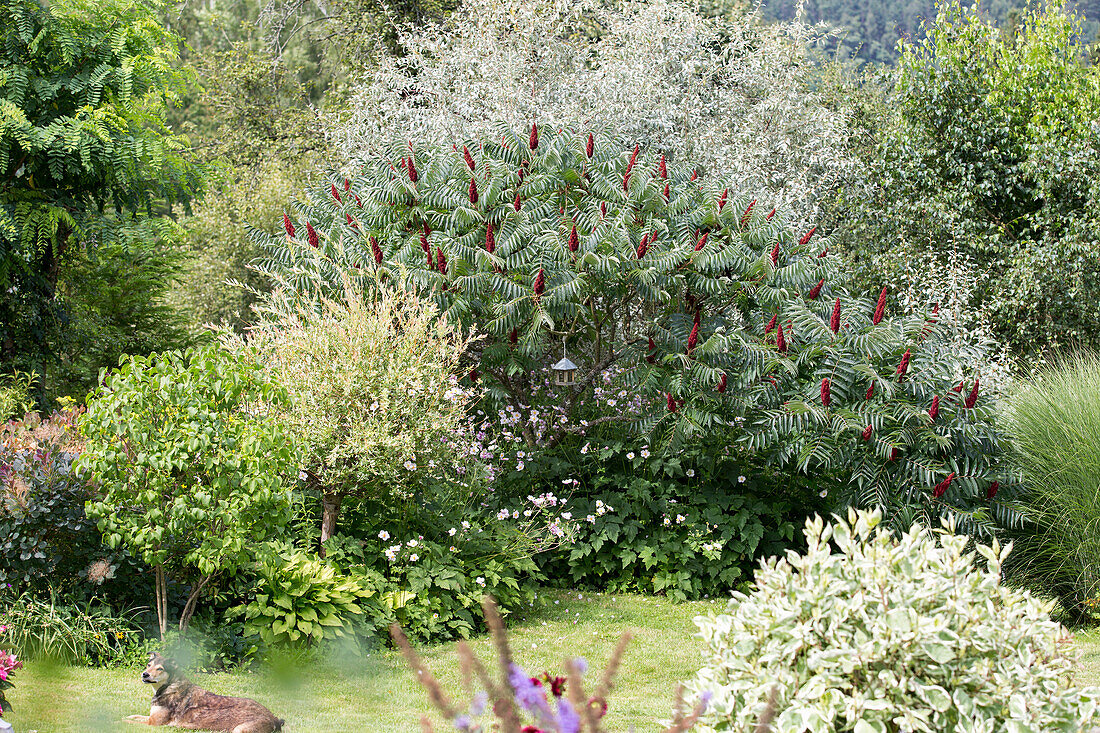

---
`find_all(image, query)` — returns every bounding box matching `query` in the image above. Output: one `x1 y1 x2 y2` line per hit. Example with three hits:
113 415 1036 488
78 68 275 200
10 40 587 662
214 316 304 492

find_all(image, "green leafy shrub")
838 1 1100 358
687 510 1100 732
256 126 1011 535
0 372 35 422
1002 351 1100 622
0 589 141 666
233 542 382 648
79 344 297 637
325 505 551 643
519 436 821 601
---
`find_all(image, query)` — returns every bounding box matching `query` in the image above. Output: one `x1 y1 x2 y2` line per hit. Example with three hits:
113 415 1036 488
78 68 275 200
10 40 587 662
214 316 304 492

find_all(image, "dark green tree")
0 0 204 399
255 126 1013 535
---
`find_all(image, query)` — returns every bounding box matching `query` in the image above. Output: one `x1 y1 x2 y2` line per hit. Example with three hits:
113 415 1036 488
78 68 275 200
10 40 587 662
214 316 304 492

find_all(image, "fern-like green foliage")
254 125 1015 535
0 0 203 393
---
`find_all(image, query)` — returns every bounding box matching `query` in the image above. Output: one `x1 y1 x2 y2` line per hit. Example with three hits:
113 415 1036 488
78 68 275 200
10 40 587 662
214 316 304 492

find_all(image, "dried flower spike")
798 226 817 246
306 222 319 248
331 183 342 203
861 425 873 441
463 146 476 171
866 382 875 400
929 395 940 421
486 222 496 253
830 298 841 334
770 241 780 266
821 377 832 407
687 322 699 353
808 279 824 300
896 350 911 378
586 132 594 158
370 236 383 264
695 231 708 251
765 313 778 334
533 269 545 297
568 225 579 253
529 122 539 150
776 323 788 353
717 188 728 212
283 213 295 238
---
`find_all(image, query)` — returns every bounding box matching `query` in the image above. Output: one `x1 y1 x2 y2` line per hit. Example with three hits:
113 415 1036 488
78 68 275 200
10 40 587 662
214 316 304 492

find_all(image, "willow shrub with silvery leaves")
687 510 1100 733
330 0 858 226
254 126 1012 535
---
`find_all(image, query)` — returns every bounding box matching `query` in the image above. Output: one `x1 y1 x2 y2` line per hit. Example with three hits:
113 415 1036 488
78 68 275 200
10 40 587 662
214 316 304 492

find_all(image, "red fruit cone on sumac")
740 200 755 228
687 322 699 352
889 447 899 461
514 191 522 211
622 172 631 191
346 213 358 229
370 236 383 264
798 226 817 246
667 393 678 412
695 231 708 251
818 247 829 258
821 377 832 407
509 327 518 346
636 234 649 259
464 146 476 171
529 122 539 150
965 379 980 409
420 230 430 253
987 481 1000 499
586 132 594 158
485 222 495 253
861 425 873 441
658 155 667 179
932 472 955 499
808 279 824 300
331 183 342 203
533 268 545 296
469 369 479 382
866 382 875 400
766 207 776 221
646 336 656 364
929 395 940 421
283 213 295 238
355 194 362 207
690 169 698 181
717 373 727 393
717 188 728 212
344 179 350 192
896 350 911 378
626 144 639 174
663 183 670 200
406 155 418 183
306 222 319 248
770 241 780 266
469 177 478 204
776 323 788 353
568 225 579 252
830 298 841 333
765 313 778 334
953 381 965 393
600 202 607 218
873 286 887 325
426 249 434 269
436 247 447 275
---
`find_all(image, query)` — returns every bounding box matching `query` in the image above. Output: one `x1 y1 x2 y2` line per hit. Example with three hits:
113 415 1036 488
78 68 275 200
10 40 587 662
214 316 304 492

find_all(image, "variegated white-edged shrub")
687 510 1100 732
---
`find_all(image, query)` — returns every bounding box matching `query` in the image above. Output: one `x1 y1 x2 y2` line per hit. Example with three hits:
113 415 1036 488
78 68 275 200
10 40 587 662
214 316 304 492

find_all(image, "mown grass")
11 591 1100 732
8 592 725 733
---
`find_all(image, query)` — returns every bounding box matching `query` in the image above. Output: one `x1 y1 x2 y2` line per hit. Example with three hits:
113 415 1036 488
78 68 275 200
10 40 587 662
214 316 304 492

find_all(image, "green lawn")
7 592 725 733
9 591 1100 733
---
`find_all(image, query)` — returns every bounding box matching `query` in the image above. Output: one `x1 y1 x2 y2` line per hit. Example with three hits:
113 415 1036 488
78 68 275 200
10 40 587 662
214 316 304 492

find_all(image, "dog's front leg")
126 715 151 725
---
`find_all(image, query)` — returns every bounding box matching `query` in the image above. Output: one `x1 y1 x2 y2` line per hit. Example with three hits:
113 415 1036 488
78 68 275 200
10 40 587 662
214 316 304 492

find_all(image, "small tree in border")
78 344 295 638
241 280 482 550
254 126 1015 535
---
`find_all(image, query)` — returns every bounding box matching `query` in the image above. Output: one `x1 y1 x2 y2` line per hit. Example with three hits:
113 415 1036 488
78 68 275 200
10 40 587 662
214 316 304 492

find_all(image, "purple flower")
556 698 581 733
509 664 550 716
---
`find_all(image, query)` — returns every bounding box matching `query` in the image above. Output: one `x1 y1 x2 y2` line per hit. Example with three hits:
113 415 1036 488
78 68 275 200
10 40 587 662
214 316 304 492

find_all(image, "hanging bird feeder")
552 337 578 387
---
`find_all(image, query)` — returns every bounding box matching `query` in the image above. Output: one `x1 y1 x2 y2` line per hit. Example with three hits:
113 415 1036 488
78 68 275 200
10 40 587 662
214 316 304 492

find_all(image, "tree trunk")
178 573 214 634
319 491 342 557
155 565 168 640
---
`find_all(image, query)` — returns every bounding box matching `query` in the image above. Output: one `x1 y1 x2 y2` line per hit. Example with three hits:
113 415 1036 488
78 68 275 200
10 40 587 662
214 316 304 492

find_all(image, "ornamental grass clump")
687 510 1100 732
1002 351 1100 622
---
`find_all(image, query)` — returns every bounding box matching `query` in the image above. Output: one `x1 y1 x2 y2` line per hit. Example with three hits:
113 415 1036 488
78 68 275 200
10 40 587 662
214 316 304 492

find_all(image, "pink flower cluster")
0 650 18 682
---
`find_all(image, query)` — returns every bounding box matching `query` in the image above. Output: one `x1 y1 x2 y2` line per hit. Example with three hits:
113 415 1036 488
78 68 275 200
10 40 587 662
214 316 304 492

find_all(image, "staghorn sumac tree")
254 127 1016 535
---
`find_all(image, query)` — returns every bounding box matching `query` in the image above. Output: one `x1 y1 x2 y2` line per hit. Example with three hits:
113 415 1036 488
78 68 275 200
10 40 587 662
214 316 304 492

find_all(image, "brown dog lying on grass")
126 653 285 732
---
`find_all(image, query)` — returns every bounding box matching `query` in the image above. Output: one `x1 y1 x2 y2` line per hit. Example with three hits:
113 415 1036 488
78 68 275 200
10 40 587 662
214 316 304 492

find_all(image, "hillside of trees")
763 0 1100 64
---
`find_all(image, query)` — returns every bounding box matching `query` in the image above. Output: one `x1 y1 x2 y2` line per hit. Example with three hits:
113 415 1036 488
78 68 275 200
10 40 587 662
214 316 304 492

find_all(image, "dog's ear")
148 651 160 664
160 657 179 676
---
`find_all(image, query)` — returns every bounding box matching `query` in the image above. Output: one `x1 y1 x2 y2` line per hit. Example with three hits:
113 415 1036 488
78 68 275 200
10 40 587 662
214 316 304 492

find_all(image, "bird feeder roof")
552 357 578 371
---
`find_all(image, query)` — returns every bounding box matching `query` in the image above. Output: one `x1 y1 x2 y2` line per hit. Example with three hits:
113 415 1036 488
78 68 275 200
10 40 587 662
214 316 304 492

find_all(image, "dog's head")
141 653 179 686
